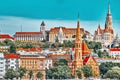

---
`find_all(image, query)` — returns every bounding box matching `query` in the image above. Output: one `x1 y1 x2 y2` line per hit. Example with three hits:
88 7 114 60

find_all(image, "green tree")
46 59 71 79
18 67 27 80
54 59 68 67
28 70 33 80
4 69 16 80
99 62 120 75
9 43 16 53
47 65 71 79
96 50 110 58
105 66 120 79
82 65 92 78
76 68 83 78
82 34 86 39
4 39 13 46
36 72 43 80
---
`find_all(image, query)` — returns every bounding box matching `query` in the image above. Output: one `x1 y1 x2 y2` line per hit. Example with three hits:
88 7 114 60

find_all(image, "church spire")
73 14 83 71
76 13 81 41
108 1 111 15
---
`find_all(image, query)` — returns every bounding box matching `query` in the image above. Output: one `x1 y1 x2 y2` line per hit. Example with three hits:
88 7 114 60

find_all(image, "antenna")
21 25 22 32
78 12 80 19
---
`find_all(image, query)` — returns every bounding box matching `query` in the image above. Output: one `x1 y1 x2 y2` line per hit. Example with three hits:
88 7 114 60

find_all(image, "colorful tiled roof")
0 34 13 39
17 48 42 52
83 56 96 65
15 32 42 34
4 53 20 59
110 48 120 51
50 27 90 34
82 41 90 55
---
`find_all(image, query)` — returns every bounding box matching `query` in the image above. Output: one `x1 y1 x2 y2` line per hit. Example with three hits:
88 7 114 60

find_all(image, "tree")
4 69 16 80
54 59 68 67
18 67 27 80
4 39 13 46
82 34 86 39
105 66 120 79
9 43 16 53
76 68 83 78
96 50 110 58
82 65 92 78
28 70 33 80
46 59 71 79
46 65 71 79
99 62 120 75
36 72 43 80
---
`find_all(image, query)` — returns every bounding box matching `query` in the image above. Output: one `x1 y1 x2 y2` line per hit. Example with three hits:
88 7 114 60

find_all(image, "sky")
0 0 120 36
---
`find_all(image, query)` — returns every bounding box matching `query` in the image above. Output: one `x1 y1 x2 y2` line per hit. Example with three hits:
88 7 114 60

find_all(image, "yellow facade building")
20 53 46 80
49 27 90 43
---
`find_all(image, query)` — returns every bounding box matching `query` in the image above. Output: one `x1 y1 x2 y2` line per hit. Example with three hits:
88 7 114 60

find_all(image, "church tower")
40 21 46 40
73 16 83 70
105 2 112 29
40 21 46 32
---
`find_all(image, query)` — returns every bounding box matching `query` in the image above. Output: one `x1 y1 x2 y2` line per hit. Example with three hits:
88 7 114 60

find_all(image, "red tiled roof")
72 41 90 55
0 34 13 39
83 56 89 65
50 27 84 31
110 48 120 51
15 32 42 34
82 41 90 55
4 53 20 59
83 56 96 65
17 48 42 52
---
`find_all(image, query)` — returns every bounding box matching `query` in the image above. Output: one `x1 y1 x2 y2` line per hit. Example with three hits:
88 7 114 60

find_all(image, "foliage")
62 40 74 48
46 59 71 79
4 39 13 46
15 41 35 48
9 43 16 53
28 70 33 79
99 62 120 75
4 69 16 79
76 68 83 78
0 39 13 46
96 50 110 58
36 72 43 79
82 34 86 39
81 65 93 78
18 67 27 80
104 66 120 79
46 65 71 79
85 40 102 51
54 59 68 67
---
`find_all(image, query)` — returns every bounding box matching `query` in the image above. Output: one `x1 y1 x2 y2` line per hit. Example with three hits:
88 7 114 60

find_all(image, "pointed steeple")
73 14 83 71
76 13 81 41
108 1 111 15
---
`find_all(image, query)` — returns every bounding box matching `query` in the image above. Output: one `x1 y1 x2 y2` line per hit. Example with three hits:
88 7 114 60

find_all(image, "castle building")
73 17 100 78
94 3 114 47
49 27 90 43
14 21 49 42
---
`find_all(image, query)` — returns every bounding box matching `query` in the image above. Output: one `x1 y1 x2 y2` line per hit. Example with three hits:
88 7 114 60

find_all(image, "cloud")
0 16 120 36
